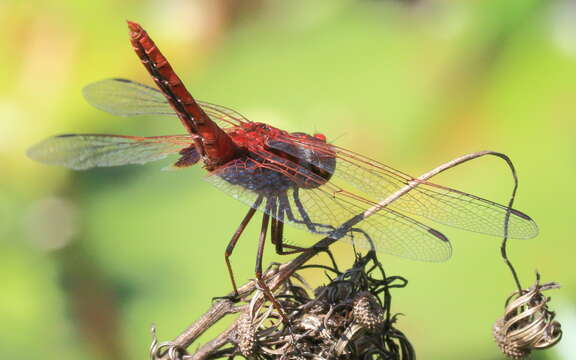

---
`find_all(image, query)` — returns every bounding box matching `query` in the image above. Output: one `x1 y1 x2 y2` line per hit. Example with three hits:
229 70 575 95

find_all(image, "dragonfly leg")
271 215 312 254
292 188 335 234
273 198 339 271
255 209 289 323
278 191 334 235
272 197 317 254
269 196 282 252
271 203 301 255
224 196 262 297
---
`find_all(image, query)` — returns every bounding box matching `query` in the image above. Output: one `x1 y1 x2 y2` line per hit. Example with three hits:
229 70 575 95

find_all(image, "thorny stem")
156 150 525 359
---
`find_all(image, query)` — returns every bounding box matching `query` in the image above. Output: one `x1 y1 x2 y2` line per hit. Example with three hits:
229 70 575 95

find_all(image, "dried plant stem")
189 322 238 360
156 150 521 359
169 300 240 350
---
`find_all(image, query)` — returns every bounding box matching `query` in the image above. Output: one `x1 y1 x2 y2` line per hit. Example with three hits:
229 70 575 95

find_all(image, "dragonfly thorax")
267 132 335 190
219 123 336 195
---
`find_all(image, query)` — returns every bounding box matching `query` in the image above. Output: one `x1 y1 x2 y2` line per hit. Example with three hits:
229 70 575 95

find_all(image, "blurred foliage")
1 0 575 359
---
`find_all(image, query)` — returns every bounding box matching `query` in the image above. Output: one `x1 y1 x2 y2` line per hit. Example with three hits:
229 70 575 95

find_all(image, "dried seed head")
236 313 257 358
299 313 322 332
493 318 531 359
279 355 306 360
308 298 329 314
493 278 563 359
224 252 412 359
352 291 384 330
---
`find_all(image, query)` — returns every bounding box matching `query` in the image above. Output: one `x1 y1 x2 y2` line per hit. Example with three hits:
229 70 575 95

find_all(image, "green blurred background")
1 0 575 359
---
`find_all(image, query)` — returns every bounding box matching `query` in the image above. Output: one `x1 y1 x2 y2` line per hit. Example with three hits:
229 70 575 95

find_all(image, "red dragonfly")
28 22 538 295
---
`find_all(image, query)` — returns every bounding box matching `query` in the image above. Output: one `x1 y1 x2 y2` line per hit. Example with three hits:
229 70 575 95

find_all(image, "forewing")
266 135 538 240
206 151 451 262
83 78 172 116
83 78 249 127
27 134 193 170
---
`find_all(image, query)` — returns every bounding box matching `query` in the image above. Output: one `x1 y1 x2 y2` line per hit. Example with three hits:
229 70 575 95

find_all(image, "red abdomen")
127 21 238 170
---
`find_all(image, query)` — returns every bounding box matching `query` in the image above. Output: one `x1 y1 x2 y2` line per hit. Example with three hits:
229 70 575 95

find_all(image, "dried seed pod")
352 291 384 330
493 277 562 359
279 355 306 360
308 298 329 315
236 313 257 358
220 252 412 359
493 318 530 359
299 313 323 332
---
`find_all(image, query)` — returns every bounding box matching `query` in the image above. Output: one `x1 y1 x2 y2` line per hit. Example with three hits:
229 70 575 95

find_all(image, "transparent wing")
266 135 538 240
199 101 252 127
83 78 172 116
83 78 250 127
206 152 451 262
27 134 194 170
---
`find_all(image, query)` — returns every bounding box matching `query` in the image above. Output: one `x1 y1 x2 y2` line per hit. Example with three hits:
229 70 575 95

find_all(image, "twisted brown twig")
493 149 563 359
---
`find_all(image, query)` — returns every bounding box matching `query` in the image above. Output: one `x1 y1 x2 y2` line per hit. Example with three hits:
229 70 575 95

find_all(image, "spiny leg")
224 196 262 297
271 195 313 254
279 191 334 235
271 200 301 255
282 188 372 255
289 189 378 270
269 196 280 248
291 188 316 230
274 193 340 271
255 200 289 323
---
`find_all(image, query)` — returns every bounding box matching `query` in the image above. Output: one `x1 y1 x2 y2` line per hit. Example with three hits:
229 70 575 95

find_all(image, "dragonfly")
28 21 538 298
